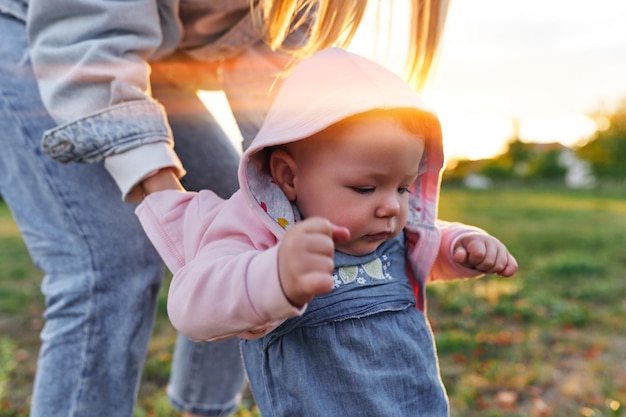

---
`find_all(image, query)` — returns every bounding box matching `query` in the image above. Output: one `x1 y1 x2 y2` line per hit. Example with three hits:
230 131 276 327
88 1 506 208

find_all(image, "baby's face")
291 114 425 256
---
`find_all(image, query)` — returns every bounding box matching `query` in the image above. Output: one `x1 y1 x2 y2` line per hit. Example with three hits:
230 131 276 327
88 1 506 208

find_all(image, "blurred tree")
578 97 626 181
507 138 534 167
526 148 567 181
479 157 515 180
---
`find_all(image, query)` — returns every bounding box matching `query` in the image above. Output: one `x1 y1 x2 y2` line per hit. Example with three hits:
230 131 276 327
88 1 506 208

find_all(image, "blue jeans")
0 12 284 417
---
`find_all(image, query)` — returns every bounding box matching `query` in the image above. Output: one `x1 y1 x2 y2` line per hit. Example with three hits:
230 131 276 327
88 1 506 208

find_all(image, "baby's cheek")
334 216 362 236
395 210 410 231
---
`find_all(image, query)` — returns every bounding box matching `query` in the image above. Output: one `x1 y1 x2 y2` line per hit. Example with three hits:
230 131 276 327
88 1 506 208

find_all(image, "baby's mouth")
364 231 392 241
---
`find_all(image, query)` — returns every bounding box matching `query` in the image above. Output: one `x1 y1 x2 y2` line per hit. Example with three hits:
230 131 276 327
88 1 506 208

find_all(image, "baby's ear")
269 149 297 201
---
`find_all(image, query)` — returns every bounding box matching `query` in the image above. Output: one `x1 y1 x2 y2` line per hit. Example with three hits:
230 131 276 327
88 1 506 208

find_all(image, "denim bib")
240 230 449 416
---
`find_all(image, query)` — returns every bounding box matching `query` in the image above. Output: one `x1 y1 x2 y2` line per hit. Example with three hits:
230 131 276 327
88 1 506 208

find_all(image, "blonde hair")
251 0 451 91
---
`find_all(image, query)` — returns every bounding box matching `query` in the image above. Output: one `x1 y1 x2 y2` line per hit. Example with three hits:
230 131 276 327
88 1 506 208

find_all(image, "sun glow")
348 0 623 162
197 90 244 154
425 90 599 161
519 115 598 148
197 0 625 164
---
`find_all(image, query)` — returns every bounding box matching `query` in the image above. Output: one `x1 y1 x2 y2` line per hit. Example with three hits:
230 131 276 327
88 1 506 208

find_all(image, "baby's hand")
453 233 518 277
278 217 350 307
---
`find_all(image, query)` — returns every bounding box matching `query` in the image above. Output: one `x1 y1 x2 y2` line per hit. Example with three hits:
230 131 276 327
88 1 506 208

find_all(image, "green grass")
432 186 626 416
1 187 625 416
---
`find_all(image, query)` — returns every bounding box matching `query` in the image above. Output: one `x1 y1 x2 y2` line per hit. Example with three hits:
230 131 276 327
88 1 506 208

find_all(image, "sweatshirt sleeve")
135 190 207 274
136 190 303 341
429 220 488 282
26 0 184 201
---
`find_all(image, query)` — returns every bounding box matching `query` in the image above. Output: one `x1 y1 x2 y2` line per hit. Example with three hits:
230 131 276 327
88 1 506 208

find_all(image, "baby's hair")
261 107 432 172
335 108 429 138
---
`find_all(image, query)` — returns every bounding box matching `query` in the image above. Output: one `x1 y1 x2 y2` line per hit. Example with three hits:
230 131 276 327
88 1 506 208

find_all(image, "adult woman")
0 1 450 416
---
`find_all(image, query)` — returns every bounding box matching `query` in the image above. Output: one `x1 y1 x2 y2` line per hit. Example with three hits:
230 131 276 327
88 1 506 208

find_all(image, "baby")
137 47 517 416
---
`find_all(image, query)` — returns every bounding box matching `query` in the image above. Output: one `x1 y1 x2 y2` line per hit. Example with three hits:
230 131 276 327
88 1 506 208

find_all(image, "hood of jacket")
238 47 444 238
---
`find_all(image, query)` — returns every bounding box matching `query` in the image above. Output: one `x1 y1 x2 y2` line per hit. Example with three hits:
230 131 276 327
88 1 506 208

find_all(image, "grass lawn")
0 186 625 417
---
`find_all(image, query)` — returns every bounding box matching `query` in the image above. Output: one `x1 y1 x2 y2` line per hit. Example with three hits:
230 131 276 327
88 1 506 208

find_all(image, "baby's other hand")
278 217 350 307
453 233 518 277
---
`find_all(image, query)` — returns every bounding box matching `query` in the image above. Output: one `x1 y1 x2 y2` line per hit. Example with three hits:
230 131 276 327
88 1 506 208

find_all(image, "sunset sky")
201 0 626 162
348 0 626 161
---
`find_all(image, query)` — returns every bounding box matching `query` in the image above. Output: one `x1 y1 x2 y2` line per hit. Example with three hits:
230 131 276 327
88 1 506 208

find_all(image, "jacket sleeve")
429 220 488 282
136 190 303 341
26 0 184 201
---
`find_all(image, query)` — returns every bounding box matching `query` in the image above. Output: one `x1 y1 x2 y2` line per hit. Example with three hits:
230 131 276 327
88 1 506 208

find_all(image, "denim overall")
241 232 449 416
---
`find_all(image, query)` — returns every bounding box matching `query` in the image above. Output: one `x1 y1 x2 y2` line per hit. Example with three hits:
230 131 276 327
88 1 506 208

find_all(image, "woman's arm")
27 0 180 126
27 0 185 201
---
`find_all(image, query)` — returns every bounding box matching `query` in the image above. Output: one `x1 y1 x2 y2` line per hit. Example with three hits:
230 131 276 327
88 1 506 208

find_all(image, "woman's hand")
140 168 185 197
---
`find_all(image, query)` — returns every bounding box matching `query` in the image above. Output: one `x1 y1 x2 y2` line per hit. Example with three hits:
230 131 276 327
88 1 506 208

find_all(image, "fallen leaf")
495 390 518 411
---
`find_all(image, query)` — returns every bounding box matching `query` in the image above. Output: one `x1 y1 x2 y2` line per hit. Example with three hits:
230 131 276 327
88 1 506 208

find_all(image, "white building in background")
558 149 596 189
463 174 492 189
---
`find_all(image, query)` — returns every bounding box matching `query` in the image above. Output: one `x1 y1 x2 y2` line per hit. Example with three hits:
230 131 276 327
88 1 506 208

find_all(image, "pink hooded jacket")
136 48 485 342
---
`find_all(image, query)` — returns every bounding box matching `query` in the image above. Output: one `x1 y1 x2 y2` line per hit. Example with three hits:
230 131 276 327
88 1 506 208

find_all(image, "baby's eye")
352 187 375 194
398 187 410 194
